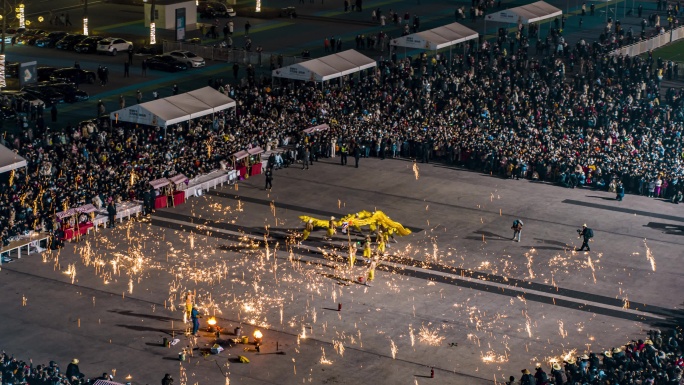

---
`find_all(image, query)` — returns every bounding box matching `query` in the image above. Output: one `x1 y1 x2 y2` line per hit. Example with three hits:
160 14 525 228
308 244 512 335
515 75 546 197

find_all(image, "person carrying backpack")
511 219 524 242
577 223 594 251
534 364 549 385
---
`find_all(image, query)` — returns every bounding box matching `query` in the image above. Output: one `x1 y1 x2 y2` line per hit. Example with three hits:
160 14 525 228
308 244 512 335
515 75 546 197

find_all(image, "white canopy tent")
391 22 479 50
110 87 236 127
485 1 562 24
0 144 27 173
272 50 376 84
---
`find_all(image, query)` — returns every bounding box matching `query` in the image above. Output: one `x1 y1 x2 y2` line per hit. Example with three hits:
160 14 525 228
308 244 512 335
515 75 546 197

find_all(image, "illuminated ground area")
1 157 682 385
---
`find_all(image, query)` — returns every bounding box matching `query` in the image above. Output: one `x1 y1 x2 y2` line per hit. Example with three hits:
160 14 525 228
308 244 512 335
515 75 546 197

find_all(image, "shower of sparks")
585 255 597 283
128 277 134 294
390 339 398 359
623 296 630 309
558 320 568 338
524 312 533 338
481 351 508 363
64 263 76 284
333 340 345 357
525 253 535 279
319 347 333 365
413 162 420 180
644 239 656 271
179 364 186 385
22 295 27 306
409 324 415 347
418 324 445 346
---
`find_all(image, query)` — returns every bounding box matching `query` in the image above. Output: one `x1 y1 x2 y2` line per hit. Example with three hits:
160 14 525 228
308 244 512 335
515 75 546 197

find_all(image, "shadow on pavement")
644 222 684 236
109 309 176 322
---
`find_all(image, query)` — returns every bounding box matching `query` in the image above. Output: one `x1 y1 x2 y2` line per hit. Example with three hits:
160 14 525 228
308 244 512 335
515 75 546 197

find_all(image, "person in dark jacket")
107 201 117 228
520 368 536 385
66 359 83 381
577 224 593 251
161 373 173 385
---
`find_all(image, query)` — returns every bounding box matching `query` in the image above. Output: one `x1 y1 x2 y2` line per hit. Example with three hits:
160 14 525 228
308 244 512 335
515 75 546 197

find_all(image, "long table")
0 232 50 259
182 169 236 198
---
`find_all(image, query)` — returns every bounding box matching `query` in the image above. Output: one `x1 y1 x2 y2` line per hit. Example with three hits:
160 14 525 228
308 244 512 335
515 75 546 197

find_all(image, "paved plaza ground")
1 157 682 385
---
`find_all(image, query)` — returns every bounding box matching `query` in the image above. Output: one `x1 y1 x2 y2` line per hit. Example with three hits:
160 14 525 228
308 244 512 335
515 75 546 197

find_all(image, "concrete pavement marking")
204 189 425 232
151 215 669 323
563 199 684 223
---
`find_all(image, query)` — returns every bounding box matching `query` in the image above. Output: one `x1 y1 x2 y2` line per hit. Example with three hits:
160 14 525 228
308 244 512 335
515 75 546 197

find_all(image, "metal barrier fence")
610 25 684 56
162 40 307 67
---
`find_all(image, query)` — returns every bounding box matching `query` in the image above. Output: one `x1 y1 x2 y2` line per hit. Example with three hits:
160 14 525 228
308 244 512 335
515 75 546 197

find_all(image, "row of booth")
53 125 333 241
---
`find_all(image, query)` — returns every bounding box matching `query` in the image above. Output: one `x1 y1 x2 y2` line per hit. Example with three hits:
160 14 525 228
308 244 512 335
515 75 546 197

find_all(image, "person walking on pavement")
324 216 336 240
65 12 72 26
119 95 125 109
353 143 361 168
264 167 273 190
173 84 179 95
340 143 348 165
302 146 310 170
576 224 594 251
124 61 130 77
161 374 173 385
245 20 251 35
141 59 148 77
51 105 58 122
616 181 625 201
365 256 378 286
136 90 143 104
128 46 134 65
511 219 523 242
190 306 200 336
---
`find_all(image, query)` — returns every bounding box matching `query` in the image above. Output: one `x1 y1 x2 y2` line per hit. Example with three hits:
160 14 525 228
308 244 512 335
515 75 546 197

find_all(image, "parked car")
55 34 87 50
74 36 104 53
197 1 236 18
49 68 97 84
35 31 67 48
96 37 132 55
2 27 25 44
37 67 58 82
144 55 188 72
168 50 206 68
22 86 65 106
0 90 46 109
16 29 46 45
41 83 90 103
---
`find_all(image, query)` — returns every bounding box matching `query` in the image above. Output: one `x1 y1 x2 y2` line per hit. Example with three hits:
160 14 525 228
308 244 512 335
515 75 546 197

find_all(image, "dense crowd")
0 354 92 385
1 17 684 244
513 329 684 385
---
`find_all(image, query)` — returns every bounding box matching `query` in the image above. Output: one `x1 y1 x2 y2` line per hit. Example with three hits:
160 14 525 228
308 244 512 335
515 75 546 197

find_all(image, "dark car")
55 34 87 50
21 86 65 106
144 55 188 72
49 68 96 84
35 31 67 48
37 67 58 82
16 30 46 45
74 36 104 53
40 83 90 103
0 105 17 120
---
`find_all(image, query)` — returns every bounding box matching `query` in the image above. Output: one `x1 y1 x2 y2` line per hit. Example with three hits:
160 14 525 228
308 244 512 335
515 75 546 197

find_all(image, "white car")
96 37 133 55
168 50 206 68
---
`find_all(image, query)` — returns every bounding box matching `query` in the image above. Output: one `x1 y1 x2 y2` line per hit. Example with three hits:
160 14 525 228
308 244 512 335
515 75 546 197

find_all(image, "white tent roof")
486 1 562 24
272 50 377 82
110 87 236 127
0 144 27 173
391 22 478 50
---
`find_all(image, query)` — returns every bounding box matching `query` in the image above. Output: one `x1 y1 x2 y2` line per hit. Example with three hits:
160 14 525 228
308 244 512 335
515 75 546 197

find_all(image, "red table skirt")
251 162 262 176
237 166 247 178
155 195 168 209
173 191 185 206
63 222 93 240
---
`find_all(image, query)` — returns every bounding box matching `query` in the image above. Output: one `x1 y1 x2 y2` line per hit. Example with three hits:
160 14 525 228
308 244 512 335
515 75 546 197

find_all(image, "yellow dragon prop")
299 210 411 236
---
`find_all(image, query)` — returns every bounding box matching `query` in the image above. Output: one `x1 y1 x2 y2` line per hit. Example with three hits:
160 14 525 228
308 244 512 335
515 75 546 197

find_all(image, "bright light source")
253 330 263 344
83 18 88 35
256 0 261 12
38 16 43 22
150 22 156 44
207 317 217 326
17 4 25 28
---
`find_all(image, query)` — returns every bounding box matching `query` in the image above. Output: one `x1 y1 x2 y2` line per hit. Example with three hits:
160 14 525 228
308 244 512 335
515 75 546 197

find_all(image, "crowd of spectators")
1 17 684 245
0 354 91 385
514 329 684 385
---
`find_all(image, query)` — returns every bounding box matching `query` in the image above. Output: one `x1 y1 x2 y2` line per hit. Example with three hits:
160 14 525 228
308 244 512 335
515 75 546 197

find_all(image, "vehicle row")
4 28 133 56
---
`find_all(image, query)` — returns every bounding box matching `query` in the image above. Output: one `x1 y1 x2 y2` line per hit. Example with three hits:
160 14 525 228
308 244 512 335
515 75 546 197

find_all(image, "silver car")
96 37 133 55
168 50 206 68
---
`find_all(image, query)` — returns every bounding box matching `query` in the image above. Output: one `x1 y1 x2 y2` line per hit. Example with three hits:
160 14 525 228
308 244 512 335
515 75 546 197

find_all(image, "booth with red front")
169 174 188 206
56 205 97 241
248 147 264 176
232 150 249 179
150 178 171 209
